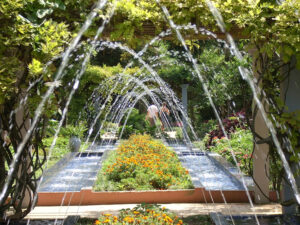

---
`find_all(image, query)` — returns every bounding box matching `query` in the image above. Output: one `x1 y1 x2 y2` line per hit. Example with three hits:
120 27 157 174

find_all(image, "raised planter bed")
37 188 257 206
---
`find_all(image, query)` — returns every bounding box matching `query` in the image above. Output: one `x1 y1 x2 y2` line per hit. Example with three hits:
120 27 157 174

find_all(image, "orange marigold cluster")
103 134 192 190
95 204 186 224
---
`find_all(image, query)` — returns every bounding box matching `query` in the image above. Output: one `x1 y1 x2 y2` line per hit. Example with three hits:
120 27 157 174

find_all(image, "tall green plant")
209 129 253 175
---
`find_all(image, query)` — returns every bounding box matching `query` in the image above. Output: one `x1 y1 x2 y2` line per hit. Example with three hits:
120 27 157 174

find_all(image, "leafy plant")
196 119 218 139
209 129 253 175
119 108 158 138
205 111 247 148
94 134 193 191
60 122 87 138
118 125 136 139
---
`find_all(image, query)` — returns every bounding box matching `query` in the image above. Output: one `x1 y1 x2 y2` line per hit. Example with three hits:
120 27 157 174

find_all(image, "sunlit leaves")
28 58 43 77
0 57 21 104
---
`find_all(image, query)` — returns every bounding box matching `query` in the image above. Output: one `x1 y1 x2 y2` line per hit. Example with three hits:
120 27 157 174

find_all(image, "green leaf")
284 45 294 57
37 8 53 18
55 0 66 10
28 58 43 76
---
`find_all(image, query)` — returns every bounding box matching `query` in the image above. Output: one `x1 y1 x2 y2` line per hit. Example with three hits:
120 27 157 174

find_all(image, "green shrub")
60 122 87 138
118 125 136 139
205 111 247 147
209 128 253 175
196 119 218 139
119 108 159 138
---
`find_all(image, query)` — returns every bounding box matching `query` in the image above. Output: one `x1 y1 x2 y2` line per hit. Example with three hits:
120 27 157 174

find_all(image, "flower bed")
92 204 213 225
76 204 214 225
94 134 193 191
95 204 184 225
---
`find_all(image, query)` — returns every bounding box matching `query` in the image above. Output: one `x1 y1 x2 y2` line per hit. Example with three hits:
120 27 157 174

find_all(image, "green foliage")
110 0 163 46
46 119 87 138
0 2 72 104
109 0 299 67
156 41 251 131
60 122 87 138
196 119 218 139
119 125 135 139
102 121 119 133
42 135 69 160
94 134 193 191
119 108 157 138
197 44 252 111
68 64 141 124
121 108 147 131
209 129 253 175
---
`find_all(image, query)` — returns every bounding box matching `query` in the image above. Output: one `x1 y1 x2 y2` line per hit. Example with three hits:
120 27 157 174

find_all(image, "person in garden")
146 104 160 126
160 102 170 131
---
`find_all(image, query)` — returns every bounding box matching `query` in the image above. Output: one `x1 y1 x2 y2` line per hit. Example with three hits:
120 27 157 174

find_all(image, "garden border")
37 188 278 206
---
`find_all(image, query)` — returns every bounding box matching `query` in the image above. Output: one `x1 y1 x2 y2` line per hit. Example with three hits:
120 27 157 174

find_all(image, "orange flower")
164 216 173 223
94 220 101 225
123 216 134 223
